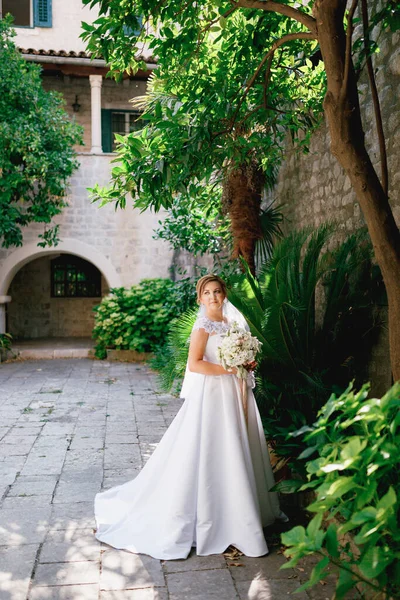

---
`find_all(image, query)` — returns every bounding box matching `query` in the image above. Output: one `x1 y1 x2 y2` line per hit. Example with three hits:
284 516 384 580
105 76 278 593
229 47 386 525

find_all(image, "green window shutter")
34 0 52 27
101 109 112 153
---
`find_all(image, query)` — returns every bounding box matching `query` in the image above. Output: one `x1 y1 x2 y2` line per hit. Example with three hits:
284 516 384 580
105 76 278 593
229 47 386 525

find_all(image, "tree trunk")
314 0 400 381
222 164 264 275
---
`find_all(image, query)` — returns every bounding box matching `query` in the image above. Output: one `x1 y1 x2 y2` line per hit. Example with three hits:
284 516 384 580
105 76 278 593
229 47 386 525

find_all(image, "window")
51 256 101 298
1 0 52 27
101 109 144 153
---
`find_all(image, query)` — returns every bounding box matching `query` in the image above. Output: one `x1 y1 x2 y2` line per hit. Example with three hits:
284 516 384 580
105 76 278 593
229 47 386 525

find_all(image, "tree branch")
229 0 317 34
230 32 316 127
341 0 358 101
263 54 274 108
361 0 388 196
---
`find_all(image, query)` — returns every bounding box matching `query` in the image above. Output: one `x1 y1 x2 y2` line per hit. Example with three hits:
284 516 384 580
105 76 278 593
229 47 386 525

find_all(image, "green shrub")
281 382 400 599
92 279 177 359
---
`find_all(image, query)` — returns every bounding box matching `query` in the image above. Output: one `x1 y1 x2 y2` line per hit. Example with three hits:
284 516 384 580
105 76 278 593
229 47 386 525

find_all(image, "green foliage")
167 273 201 315
228 226 384 457
149 309 198 395
82 2 325 214
92 279 178 359
0 332 12 351
153 188 231 256
254 202 285 272
0 17 83 248
281 382 400 599
154 188 284 276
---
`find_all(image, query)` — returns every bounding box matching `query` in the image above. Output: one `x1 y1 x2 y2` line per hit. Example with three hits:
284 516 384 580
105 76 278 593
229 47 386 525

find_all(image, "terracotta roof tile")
19 47 156 63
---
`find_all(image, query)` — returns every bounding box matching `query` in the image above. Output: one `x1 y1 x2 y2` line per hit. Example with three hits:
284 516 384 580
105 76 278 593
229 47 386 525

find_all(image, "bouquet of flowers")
217 322 262 380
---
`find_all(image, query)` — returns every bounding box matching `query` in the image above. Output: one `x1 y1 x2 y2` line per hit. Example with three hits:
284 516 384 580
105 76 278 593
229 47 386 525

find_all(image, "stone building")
0 0 174 340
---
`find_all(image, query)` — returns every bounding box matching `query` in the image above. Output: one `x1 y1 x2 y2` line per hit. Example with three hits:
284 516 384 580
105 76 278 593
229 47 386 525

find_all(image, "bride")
94 274 285 560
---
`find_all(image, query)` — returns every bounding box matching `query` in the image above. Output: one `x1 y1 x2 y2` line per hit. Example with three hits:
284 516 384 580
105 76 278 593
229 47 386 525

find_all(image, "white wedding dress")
94 315 283 560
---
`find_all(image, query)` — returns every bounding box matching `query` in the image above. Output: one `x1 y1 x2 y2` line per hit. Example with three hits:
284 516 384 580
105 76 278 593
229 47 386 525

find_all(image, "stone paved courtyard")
0 359 336 600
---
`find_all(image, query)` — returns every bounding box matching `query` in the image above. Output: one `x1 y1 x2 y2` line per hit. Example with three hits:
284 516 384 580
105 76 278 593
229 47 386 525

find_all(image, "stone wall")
0 151 176 340
0 152 174 290
269 28 400 394
7 257 107 338
272 29 400 238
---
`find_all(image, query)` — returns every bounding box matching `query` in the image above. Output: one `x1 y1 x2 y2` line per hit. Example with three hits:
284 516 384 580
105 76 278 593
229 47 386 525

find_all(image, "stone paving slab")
166 569 238 599
29 583 100 600
0 544 39 600
100 589 168 600
0 358 337 600
100 549 165 591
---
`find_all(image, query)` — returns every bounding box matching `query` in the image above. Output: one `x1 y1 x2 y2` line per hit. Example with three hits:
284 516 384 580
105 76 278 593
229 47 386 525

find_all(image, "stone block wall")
0 152 174 288
0 151 176 339
272 29 400 237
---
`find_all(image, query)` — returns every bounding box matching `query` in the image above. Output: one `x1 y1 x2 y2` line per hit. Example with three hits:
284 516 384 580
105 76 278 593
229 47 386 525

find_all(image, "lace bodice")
192 316 230 336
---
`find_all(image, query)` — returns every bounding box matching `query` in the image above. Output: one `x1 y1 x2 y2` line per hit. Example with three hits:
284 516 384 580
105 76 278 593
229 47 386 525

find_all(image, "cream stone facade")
0 0 173 339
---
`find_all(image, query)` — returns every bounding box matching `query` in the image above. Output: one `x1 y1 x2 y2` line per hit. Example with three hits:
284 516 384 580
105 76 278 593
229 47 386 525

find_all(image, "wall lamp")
72 95 81 113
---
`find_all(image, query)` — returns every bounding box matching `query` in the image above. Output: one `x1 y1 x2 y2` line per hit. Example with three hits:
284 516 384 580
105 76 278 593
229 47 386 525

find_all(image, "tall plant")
229 225 384 455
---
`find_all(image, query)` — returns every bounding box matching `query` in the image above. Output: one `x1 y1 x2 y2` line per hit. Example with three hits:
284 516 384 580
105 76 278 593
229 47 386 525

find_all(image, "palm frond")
254 201 284 272
151 308 197 393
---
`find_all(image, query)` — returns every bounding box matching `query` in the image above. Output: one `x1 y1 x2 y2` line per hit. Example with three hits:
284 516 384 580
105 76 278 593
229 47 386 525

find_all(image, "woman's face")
200 281 225 309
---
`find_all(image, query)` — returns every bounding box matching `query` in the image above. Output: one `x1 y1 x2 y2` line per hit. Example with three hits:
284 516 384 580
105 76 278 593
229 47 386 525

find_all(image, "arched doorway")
8 254 104 338
0 239 122 338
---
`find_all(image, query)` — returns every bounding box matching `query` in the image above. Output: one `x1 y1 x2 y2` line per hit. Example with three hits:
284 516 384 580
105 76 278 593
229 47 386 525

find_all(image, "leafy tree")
83 10 323 273
82 0 400 379
0 17 83 248
154 187 284 275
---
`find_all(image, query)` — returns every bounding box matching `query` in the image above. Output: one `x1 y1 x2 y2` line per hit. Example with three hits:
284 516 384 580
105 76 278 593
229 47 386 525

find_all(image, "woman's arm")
188 329 235 376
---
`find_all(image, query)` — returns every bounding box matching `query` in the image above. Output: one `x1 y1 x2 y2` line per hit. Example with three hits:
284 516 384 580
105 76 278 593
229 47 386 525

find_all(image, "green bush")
92 279 178 359
281 382 400 599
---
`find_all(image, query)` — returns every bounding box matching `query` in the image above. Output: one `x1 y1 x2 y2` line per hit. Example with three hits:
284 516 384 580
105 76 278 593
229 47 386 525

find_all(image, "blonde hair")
196 274 227 303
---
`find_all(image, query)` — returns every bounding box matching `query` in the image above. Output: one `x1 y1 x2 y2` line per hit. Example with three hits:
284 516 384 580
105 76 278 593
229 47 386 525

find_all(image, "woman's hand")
244 361 257 372
225 367 238 375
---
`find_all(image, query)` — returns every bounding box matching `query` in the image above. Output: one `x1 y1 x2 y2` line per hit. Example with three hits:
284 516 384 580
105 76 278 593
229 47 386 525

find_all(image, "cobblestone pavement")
0 359 336 600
